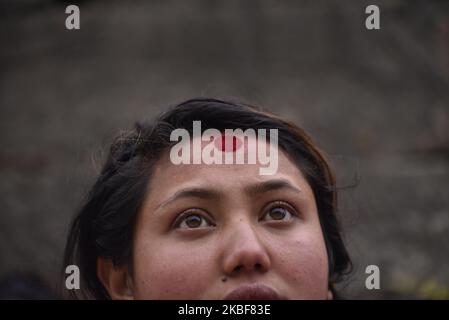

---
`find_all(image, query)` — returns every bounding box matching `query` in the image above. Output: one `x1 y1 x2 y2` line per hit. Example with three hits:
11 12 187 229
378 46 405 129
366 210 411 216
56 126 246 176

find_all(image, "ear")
97 258 134 300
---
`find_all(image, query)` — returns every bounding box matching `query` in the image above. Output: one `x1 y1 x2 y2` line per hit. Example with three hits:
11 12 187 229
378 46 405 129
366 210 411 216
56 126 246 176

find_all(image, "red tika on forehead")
214 132 243 152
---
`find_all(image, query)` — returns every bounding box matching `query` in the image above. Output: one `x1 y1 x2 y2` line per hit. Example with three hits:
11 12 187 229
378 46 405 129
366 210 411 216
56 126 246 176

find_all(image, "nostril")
233 263 264 274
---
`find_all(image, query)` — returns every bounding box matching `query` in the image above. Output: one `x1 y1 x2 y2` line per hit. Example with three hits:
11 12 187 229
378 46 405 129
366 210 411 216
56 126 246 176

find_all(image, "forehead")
148 137 313 199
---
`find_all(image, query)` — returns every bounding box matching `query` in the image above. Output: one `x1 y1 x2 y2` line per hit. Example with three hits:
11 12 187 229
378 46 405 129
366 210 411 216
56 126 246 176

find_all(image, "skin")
98 137 331 299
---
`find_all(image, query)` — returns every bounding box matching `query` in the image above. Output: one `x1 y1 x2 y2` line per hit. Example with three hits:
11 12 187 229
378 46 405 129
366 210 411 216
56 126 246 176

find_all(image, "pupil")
271 208 286 220
186 215 201 227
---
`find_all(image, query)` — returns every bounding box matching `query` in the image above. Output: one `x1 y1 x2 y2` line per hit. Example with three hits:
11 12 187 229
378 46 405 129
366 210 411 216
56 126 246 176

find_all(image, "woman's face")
128 138 330 299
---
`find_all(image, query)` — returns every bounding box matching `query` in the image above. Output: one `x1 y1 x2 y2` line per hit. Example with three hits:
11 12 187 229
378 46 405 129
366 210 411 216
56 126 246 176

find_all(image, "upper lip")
223 283 286 300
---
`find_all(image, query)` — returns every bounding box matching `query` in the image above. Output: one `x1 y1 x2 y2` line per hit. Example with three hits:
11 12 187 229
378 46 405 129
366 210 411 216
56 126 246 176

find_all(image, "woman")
63 98 352 299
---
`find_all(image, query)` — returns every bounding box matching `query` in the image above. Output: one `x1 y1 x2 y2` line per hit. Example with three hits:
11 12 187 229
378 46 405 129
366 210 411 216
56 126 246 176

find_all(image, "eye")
174 211 214 229
261 202 297 222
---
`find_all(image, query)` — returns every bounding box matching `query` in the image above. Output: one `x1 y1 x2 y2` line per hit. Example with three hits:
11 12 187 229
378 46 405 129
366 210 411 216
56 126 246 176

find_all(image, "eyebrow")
156 187 221 210
244 179 302 197
155 179 301 210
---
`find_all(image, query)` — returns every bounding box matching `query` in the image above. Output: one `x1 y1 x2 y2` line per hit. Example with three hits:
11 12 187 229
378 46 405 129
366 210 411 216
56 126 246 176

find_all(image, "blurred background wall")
0 0 448 299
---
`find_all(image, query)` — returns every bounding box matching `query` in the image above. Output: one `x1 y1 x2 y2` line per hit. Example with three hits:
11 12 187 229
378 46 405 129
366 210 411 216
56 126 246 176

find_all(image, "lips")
223 284 285 300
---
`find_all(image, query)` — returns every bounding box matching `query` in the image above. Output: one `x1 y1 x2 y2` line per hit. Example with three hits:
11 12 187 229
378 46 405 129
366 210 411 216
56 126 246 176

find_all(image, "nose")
222 219 271 276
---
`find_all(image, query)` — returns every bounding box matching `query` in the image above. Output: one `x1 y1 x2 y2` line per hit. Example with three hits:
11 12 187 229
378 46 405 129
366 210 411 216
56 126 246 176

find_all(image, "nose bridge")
221 216 271 276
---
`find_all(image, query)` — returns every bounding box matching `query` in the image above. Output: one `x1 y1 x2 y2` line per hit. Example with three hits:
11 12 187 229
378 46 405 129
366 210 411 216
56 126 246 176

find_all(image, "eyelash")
173 201 299 230
260 201 299 222
172 209 214 229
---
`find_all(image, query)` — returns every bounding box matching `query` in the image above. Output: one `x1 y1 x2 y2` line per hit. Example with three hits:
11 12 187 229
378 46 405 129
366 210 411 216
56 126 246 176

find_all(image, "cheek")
131 237 216 299
274 229 329 299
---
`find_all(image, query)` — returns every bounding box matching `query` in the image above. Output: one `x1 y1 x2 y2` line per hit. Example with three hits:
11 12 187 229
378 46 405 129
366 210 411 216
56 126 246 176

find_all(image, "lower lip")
224 284 284 300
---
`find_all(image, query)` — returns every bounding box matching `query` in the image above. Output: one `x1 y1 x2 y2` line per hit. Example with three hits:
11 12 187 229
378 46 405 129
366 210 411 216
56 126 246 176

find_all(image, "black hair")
63 98 352 299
